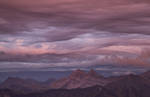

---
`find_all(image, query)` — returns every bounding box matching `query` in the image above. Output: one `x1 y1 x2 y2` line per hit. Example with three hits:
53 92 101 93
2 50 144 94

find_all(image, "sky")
0 0 150 74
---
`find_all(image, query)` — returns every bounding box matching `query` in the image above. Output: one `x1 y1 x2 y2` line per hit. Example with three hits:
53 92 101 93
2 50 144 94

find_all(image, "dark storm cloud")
0 0 150 71
0 0 150 38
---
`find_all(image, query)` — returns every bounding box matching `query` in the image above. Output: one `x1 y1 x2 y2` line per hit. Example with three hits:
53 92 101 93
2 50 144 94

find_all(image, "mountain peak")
88 69 97 75
88 69 104 78
51 69 108 89
69 69 86 78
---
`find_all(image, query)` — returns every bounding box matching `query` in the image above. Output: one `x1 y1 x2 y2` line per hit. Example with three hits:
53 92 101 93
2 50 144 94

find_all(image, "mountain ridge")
50 69 109 89
0 70 150 97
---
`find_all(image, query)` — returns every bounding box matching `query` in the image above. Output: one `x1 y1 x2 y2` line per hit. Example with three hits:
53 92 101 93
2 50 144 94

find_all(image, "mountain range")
50 69 110 89
0 69 150 97
0 77 56 93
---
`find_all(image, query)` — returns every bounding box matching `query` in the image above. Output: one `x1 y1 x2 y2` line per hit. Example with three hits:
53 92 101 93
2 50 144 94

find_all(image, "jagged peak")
88 69 104 78
88 69 97 75
72 69 86 74
69 69 86 78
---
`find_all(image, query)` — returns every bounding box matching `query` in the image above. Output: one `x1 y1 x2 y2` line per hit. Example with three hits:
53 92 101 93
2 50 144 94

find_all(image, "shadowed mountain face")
0 89 17 97
0 77 46 93
141 71 150 80
0 86 103 97
98 74 150 97
0 77 56 93
50 69 109 89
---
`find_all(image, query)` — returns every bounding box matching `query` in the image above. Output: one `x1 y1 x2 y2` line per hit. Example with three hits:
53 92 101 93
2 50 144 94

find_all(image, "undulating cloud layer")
0 0 150 73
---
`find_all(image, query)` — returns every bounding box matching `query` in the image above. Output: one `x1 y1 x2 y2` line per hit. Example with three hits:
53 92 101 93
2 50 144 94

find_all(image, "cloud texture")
0 0 150 72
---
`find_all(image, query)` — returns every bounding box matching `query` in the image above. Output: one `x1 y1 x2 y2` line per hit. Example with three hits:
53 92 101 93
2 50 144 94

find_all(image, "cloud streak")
0 0 150 72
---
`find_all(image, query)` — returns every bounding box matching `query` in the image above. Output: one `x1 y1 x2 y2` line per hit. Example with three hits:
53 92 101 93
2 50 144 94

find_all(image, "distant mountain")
0 89 17 97
4 85 102 97
0 77 48 93
50 69 109 89
43 78 56 85
4 74 150 97
141 70 150 80
0 71 150 97
98 74 150 97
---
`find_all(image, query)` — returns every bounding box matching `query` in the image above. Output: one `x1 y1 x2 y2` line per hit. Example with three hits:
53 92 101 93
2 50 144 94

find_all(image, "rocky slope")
0 77 48 93
141 70 150 80
1 71 150 97
98 74 150 97
50 69 109 89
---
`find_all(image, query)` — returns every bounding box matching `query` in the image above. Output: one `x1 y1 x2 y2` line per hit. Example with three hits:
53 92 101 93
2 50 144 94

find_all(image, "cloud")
0 0 150 71
1 0 150 36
